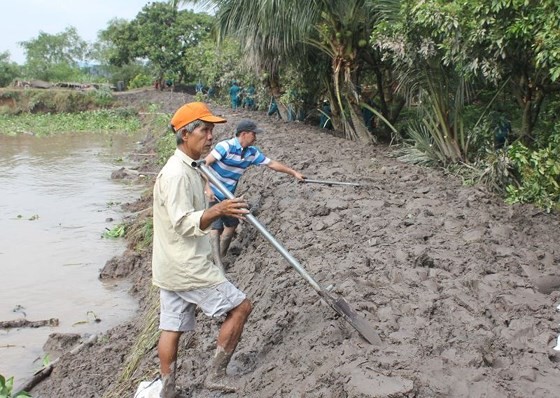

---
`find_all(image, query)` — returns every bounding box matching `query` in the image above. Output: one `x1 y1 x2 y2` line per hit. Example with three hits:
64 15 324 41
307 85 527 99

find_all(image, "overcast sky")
0 0 203 64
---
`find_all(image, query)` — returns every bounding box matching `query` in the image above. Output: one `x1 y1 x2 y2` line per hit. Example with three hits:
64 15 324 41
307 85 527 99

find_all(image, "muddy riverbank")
30 89 560 398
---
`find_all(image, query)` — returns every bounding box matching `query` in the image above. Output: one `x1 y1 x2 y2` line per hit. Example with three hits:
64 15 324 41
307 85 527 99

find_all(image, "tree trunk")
349 104 375 144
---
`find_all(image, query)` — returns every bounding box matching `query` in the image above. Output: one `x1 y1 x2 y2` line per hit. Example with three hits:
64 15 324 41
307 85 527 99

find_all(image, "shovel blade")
321 291 383 346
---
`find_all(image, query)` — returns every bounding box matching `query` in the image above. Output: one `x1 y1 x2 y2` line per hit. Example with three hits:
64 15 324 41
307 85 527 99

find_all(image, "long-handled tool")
300 178 361 187
193 161 381 345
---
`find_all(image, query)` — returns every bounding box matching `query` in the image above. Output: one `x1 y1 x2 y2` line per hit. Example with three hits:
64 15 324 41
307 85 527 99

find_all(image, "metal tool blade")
320 290 383 346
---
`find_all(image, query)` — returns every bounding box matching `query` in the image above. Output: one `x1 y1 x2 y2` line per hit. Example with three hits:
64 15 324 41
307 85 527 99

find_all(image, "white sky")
0 0 203 64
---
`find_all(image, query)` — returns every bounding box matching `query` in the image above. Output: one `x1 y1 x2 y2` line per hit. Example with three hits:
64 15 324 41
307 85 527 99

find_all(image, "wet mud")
31 90 560 397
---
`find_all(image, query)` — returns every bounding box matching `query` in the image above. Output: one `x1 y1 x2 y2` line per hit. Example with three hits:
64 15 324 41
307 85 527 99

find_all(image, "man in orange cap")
152 102 252 396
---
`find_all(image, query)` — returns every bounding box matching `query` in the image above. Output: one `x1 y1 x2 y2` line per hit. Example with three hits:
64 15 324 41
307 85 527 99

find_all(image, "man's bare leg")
219 226 237 259
159 330 182 398
209 229 224 271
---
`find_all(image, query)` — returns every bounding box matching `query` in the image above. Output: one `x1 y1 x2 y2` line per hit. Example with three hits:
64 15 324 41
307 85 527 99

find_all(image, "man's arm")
267 160 305 180
204 152 217 166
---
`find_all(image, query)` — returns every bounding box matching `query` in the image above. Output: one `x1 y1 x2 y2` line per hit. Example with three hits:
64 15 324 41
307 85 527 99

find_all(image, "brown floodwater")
0 132 143 385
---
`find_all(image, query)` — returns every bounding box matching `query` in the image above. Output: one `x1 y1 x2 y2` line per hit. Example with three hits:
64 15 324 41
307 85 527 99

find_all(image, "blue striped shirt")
209 137 270 200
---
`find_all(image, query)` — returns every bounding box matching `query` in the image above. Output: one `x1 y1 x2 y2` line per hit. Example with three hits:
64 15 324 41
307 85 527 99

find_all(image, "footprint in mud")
532 274 560 295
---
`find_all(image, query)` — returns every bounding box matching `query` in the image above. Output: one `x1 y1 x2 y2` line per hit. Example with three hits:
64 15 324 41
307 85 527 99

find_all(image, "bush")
506 134 560 212
87 86 114 107
129 74 153 89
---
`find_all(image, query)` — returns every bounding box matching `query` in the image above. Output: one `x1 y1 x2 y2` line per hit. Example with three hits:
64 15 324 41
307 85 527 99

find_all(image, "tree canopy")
0 51 20 87
99 2 214 85
3 0 559 209
19 27 87 82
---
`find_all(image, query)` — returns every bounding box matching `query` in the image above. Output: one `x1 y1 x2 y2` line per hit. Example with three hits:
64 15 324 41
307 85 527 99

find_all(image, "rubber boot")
204 347 236 392
160 362 177 398
219 233 235 259
209 233 224 271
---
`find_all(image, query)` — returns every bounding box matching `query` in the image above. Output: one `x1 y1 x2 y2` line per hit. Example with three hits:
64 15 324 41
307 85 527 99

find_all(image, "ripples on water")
0 133 143 385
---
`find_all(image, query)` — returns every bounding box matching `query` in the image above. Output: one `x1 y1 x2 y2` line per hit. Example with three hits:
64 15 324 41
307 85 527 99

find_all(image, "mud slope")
33 90 560 398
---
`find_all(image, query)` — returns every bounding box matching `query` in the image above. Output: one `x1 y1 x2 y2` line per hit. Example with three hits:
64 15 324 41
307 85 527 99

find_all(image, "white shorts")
159 281 246 332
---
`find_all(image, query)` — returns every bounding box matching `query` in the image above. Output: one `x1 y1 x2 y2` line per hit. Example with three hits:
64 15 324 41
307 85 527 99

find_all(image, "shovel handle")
193 160 322 292
194 161 381 345
301 178 361 187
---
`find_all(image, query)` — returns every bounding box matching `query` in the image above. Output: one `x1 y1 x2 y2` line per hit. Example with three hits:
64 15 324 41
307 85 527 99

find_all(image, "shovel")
193 161 382 345
300 178 361 187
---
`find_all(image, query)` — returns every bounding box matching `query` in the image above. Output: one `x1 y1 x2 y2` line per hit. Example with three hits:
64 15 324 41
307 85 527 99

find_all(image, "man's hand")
214 197 249 219
200 197 249 230
293 171 305 181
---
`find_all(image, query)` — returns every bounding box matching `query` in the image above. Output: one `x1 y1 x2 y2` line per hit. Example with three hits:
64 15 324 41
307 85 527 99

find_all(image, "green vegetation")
0 0 558 211
19 27 87 82
0 109 140 136
41 354 51 368
137 217 154 251
506 135 560 212
0 52 20 87
103 224 126 239
0 88 115 114
0 374 31 398
156 131 176 165
128 216 154 252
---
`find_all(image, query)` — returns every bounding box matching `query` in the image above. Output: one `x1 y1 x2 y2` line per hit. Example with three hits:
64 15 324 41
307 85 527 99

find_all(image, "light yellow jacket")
152 149 225 291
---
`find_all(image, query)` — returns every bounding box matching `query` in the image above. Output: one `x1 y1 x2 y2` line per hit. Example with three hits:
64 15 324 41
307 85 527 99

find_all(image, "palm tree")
305 0 378 143
184 0 398 144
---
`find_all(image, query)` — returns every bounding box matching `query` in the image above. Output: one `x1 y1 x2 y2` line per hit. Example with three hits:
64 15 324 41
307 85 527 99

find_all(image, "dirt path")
31 89 560 397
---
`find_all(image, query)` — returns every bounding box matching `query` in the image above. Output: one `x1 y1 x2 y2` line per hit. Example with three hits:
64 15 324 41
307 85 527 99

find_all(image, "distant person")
204 119 305 269
195 81 204 94
361 98 378 131
493 112 511 150
319 100 332 129
287 89 297 121
267 96 280 118
229 81 241 111
243 84 256 110
207 84 216 100
152 102 252 395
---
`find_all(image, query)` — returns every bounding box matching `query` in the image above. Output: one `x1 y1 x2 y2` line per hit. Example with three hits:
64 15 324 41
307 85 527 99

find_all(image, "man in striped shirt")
204 119 304 269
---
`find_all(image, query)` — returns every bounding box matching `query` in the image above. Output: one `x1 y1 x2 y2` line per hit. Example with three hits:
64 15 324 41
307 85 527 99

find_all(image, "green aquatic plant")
102 224 126 239
0 374 31 398
41 354 51 368
0 109 141 136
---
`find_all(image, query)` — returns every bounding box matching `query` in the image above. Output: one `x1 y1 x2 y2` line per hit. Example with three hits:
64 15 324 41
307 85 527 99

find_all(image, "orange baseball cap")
170 102 227 131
